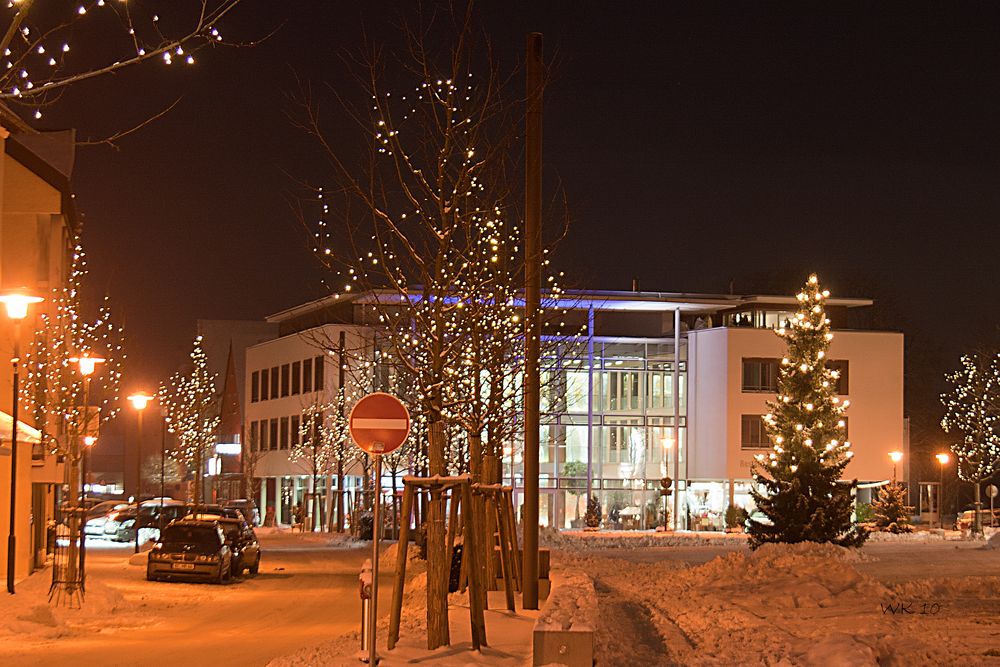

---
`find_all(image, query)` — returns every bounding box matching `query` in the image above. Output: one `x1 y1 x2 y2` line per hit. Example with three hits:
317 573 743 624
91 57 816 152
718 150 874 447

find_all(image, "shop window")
291 361 301 395
303 358 313 393
280 416 289 449
251 371 260 403
261 368 270 401
741 414 770 449
742 358 779 392
828 360 849 395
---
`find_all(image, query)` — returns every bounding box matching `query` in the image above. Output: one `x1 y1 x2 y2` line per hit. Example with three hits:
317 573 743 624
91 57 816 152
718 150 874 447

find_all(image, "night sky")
33 1 1000 452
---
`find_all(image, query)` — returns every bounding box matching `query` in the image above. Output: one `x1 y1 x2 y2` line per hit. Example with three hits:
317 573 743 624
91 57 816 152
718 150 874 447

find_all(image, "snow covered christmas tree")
748 274 867 549
871 481 914 533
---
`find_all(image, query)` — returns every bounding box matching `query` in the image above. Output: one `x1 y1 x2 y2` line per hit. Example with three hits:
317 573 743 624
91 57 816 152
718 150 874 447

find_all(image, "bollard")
359 559 373 660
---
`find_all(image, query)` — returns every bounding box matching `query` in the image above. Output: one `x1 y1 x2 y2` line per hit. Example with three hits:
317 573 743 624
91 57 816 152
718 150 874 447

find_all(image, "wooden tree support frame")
467 483 521 612
389 475 487 651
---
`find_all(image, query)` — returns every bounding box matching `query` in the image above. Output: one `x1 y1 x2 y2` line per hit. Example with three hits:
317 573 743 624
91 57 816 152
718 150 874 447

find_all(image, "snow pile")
0 571 127 640
541 528 747 551
536 569 596 632
865 529 946 543
985 531 1000 550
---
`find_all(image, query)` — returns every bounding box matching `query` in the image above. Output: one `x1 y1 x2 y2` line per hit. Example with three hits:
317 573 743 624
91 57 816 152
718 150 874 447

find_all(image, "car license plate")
172 563 195 570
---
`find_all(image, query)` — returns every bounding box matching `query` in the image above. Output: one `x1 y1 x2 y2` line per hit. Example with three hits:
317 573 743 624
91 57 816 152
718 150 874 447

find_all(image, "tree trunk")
426 419 450 649
336 459 345 532
194 447 203 505
974 482 983 536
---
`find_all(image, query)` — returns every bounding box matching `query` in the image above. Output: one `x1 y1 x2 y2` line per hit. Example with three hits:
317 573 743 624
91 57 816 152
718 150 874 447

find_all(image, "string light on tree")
747 274 867 549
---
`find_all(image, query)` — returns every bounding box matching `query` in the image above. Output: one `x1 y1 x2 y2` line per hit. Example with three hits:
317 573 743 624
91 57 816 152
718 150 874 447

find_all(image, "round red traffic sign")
349 392 411 455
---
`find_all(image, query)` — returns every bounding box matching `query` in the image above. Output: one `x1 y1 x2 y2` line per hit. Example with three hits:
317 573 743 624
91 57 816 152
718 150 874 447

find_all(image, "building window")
314 356 325 391
261 368 270 401
291 361 301 395
251 371 260 403
249 421 259 451
280 416 289 449
269 418 279 451
828 360 849 395
742 358 778 392
741 415 770 449
270 366 279 398
260 420 270 451
303 358 313 393
291 415 300 446
281 364 290 397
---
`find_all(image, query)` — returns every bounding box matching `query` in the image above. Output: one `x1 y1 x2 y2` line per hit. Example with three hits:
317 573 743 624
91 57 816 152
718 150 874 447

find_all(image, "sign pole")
369 451 382 665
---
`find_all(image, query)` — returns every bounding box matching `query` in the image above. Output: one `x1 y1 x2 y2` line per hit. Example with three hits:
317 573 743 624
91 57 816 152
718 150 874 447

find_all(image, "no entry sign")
349 392 411 455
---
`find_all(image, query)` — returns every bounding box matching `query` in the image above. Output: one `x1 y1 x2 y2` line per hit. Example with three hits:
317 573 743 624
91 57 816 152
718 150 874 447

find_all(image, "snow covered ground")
3 528 999 666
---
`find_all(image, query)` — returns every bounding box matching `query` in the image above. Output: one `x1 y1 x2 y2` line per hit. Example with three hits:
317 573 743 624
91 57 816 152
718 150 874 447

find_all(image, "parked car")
102 506 138 541
146 520 233 584
182 513 261 576
956 508 1000 531
84 502 130 537
223 499 261 526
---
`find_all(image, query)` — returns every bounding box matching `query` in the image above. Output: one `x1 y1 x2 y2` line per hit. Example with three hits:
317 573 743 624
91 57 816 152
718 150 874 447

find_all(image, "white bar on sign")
352 418 408 430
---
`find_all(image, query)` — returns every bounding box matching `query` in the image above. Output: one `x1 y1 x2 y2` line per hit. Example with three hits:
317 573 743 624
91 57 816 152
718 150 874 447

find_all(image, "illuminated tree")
159 336 219 505
748 274 866 549
290 394 351 531
0 0 246 122
23 239 124 499
940 352 1000 536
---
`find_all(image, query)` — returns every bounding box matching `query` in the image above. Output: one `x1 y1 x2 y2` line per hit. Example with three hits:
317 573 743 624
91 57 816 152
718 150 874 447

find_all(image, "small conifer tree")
871 481 914 533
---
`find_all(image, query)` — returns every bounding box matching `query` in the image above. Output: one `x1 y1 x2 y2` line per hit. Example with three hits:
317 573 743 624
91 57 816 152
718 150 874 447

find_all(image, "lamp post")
127 393 153 554
80 435 96 587
888 451 903 483
0 290 43 594
70 353 105 588
935 453 950 530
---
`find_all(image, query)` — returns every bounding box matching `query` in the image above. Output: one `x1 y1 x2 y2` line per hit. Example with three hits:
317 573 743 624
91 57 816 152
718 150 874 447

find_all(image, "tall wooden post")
523 31 544 610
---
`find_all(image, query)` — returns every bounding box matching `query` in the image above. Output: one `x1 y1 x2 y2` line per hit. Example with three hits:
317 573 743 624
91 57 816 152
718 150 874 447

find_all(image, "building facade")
241 288 904 532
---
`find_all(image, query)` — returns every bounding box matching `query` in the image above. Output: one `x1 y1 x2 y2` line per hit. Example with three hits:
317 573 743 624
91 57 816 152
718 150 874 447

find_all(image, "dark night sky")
33 1 1000 442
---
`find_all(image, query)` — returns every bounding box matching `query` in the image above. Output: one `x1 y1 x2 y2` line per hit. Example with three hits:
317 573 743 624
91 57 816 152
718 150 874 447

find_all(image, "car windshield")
162 525 219 546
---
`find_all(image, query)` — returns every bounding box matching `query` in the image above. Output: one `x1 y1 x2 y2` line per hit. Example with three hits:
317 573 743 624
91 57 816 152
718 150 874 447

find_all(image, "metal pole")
6 323 20 594
134 408 143 553
939 464 944 530
368 453 381 666
586 307 594 500
522 30 543 611
672 309 681 530
79 376 91 587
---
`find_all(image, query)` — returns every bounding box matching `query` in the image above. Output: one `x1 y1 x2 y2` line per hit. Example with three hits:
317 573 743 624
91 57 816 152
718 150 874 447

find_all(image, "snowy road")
0 531 389 667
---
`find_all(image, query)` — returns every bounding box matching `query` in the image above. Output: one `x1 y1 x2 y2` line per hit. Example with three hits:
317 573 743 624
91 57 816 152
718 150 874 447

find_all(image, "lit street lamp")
70 353 105 587
0 290 43 594
127 393 154 553
888 450 903 482
935 453 950 530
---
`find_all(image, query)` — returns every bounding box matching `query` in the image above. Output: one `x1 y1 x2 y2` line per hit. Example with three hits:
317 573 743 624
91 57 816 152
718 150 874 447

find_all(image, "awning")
0 411 42 450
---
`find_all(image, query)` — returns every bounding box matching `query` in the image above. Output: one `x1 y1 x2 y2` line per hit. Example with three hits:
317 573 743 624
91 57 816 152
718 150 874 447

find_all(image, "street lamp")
127 393 154 553
935 453 950 530
0 290 43 594
70 353 105 588
888 450 903 482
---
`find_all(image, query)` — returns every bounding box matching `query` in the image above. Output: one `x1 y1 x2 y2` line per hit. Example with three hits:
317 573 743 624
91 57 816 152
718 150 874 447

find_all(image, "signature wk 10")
881 601 943 616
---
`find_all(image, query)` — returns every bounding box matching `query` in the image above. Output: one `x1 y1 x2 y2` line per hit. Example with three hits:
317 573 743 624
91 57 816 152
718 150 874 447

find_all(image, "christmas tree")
585 495 602 529
871 481 914 533
747 274 867 549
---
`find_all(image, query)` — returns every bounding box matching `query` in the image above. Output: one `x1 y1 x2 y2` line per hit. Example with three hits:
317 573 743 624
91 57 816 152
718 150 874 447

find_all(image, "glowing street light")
936 453 950 530
127 393 154 553
0 289 42 594
70 353 106 377
888 450 903 482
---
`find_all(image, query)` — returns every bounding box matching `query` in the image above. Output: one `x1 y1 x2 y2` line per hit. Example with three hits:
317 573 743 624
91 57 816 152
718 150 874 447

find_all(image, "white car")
84 502 130 537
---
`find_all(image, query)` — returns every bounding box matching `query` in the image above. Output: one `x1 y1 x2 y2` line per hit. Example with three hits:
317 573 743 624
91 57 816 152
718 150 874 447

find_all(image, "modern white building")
241 287 904 532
